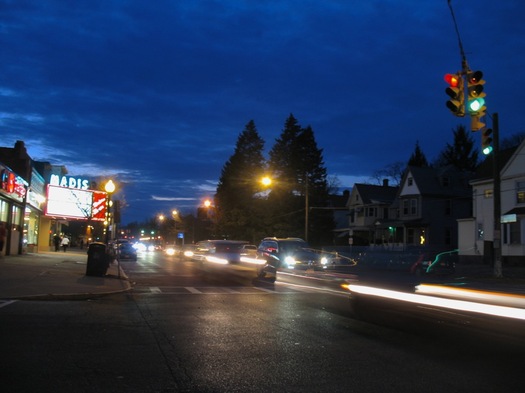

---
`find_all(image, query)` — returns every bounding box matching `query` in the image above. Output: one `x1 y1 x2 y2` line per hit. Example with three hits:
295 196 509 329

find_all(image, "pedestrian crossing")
132 283 348 296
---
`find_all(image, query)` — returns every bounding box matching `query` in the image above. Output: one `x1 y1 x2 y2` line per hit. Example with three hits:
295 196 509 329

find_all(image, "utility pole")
304 175 309 243
492 113 502 277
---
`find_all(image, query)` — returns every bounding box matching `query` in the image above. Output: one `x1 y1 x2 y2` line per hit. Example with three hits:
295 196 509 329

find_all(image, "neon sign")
49 174 90 190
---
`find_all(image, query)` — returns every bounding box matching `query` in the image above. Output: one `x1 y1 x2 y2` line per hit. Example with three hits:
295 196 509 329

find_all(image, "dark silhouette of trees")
434 125 478 171
407 140 429 167
267 114 334 245
214 120 267 242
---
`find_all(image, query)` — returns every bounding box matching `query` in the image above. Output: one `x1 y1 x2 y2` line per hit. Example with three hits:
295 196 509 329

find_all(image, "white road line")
185 287 202 294
149 287 162 294
0 300 17 309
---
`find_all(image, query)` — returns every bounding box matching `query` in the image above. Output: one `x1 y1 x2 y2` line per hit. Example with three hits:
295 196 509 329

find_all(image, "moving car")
194 240 276 282
256 237 330 271
410 249 457 276
117 242 138 261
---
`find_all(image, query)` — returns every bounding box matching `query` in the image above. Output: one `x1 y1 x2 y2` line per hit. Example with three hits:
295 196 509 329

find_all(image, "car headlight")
165 248 176 256
284 256 297 268
320 257 328 265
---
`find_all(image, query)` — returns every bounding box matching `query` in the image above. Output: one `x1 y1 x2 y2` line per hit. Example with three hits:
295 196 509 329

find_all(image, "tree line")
122 117 524 246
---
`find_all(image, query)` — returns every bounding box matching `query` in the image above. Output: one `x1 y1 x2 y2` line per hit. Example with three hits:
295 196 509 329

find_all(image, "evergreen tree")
214 120 267 242
407 140 429 167
434 125 478 171
268 114 334 245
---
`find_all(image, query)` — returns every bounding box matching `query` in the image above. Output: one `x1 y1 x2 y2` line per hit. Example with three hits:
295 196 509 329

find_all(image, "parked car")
194 240 276 282
410 249 457 276
256 237 330 271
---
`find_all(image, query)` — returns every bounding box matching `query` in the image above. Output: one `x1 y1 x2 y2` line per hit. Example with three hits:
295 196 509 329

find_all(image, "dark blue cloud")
1 0 524 224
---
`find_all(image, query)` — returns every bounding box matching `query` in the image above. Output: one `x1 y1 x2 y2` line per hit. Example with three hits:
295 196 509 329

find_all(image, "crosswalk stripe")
185 287 202 294
136 285 325 295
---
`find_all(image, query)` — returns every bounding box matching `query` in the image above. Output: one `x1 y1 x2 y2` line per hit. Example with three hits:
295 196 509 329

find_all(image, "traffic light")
481 128 493 155
467 70 486 131
444 73 465 116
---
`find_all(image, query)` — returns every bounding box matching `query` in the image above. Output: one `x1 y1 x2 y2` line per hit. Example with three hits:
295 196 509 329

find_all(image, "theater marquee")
45 185 107 221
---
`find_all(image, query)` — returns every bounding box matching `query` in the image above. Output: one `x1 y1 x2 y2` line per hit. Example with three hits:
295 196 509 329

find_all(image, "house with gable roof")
346 166 473 250
392 165 472 250
346 180 398 246
458 139 525 264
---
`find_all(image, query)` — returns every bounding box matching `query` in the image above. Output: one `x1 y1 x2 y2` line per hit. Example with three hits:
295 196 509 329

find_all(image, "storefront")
0 164 28 255
24 168 46 253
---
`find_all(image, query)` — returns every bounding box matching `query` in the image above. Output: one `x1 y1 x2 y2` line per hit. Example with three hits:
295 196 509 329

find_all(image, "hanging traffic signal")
444 73 465 116
467 70 486 131
481 128 493 155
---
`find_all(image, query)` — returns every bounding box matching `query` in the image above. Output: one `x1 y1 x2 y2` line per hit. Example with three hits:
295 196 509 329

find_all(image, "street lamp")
171 209 185 246
260 175 309 242
261 176 272 187
104 180 116 244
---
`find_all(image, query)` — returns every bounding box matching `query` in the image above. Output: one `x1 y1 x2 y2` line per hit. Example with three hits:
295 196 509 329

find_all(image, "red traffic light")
444 73 460 87
444 72 464 117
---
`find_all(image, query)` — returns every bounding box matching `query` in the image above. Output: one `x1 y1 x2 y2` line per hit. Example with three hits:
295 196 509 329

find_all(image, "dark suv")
256 237 329 271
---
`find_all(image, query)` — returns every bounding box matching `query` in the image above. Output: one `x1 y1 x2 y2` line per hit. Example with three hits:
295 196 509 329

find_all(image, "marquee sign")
49 174 90 190
45 185 107 221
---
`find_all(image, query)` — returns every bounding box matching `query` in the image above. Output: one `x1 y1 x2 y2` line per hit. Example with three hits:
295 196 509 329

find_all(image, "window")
407 177 413 186
445 200 451 215
484 189 493 198
517 181 525 204
407 228 414 244
0 199 8 222
402 199 418 216
410 199 417 215
367 207 376 217
503 222 521 245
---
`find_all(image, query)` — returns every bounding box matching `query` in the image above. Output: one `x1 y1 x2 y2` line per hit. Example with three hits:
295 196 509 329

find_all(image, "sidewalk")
0 249 132 300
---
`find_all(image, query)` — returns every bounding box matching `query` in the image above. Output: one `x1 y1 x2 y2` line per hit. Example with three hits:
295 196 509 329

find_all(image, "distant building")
458 139 525 265
346 166 473 252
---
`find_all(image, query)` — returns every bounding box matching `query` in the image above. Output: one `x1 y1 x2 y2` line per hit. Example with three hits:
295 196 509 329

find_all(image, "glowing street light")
261 176 272 187
104 180 116 244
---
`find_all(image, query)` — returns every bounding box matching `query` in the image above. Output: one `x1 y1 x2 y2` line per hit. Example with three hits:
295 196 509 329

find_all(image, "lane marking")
0 300 17 309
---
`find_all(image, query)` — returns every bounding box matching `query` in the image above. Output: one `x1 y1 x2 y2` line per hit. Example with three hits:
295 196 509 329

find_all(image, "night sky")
2 1 524 224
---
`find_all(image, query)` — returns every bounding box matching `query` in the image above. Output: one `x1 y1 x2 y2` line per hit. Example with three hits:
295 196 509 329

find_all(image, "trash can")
86 242 110 277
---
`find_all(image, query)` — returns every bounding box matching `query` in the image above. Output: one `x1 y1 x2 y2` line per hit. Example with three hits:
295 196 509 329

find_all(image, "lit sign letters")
49 174 90 190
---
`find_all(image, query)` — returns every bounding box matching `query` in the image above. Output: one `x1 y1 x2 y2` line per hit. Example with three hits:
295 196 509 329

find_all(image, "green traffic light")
482 128 493 155
468 97 485 113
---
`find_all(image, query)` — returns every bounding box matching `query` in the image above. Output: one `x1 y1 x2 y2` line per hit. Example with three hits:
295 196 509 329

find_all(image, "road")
1 251 524 392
